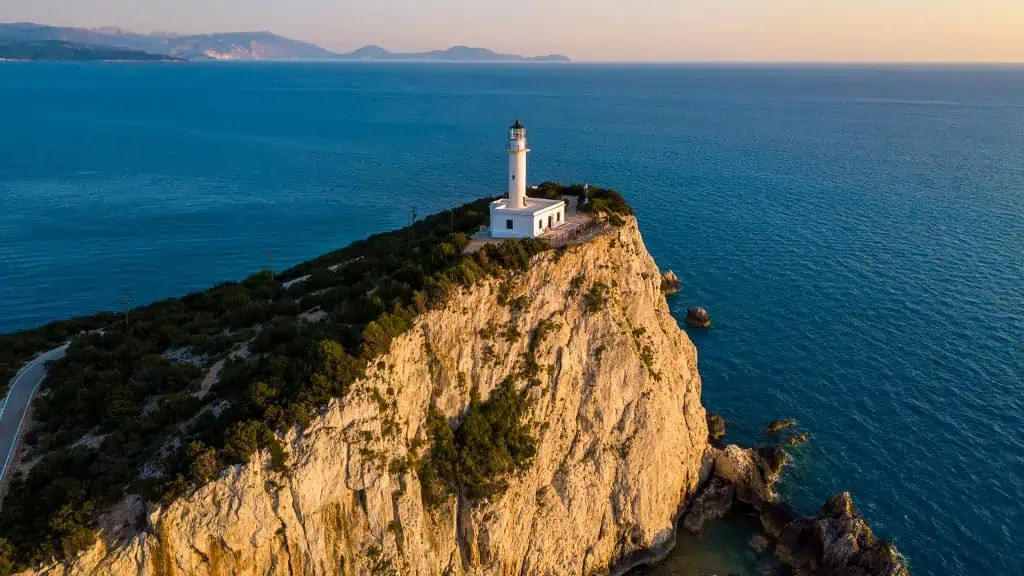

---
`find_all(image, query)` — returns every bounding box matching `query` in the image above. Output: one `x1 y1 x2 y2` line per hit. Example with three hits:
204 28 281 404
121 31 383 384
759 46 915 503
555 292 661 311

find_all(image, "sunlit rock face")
26 218 709 576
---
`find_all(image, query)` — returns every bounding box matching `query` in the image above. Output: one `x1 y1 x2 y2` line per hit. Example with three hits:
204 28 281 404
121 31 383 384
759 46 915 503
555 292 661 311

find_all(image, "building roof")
490 196 564 215
511 117 525 130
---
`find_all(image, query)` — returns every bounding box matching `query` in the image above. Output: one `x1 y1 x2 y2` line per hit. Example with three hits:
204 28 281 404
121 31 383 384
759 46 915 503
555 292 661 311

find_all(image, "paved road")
0 344 68 480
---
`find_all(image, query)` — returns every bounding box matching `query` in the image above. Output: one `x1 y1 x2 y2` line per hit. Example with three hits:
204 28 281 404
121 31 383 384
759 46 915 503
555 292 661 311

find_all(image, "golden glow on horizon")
525 1 1024 62
2 0 1023 62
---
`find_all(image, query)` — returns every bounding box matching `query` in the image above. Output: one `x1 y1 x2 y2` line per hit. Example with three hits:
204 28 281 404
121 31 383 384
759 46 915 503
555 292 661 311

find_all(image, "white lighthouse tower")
489 118 566 239
507 118 529 209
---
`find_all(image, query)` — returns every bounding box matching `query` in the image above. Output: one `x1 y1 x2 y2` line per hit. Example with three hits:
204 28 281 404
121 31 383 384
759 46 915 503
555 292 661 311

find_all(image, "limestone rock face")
25 218 709 576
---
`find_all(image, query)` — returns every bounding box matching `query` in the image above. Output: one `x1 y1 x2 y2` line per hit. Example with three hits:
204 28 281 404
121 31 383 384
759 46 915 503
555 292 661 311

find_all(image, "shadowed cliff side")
22 218 709 576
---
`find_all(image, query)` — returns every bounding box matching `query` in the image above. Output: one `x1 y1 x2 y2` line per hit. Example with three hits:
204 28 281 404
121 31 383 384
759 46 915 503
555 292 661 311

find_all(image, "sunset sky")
2 0 1022 62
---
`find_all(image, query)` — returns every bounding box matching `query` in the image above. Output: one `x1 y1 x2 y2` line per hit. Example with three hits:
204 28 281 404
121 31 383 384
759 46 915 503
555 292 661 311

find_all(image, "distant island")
0 39 178 62
0 23 571 62
338 44 570 62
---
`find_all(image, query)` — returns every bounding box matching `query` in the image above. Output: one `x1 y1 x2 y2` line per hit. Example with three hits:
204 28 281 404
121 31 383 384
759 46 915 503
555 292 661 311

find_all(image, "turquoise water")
632 510 785 576
1 63 1022 575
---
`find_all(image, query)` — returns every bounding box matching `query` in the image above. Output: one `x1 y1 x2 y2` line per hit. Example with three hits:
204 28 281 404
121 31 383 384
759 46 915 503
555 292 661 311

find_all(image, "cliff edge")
26 218 708 575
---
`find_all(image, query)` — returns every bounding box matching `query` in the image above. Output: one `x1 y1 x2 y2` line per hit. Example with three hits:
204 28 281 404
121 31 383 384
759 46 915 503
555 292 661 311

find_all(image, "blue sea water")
0 62 1022 575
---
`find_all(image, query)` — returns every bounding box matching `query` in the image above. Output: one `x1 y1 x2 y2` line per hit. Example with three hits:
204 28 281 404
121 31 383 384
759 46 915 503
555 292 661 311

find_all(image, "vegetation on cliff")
420 379 536 504
0 185 631 569
530 182 634 217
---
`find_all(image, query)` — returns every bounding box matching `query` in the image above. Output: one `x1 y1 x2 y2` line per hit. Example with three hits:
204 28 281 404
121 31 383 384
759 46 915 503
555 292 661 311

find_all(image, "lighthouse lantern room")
489 118 566 239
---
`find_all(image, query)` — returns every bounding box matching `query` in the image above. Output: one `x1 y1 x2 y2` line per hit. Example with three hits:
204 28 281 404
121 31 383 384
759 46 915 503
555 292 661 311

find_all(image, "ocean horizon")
1 62 1021 575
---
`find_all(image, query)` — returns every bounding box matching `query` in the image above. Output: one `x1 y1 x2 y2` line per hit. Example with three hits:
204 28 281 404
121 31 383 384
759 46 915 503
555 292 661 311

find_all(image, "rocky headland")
3 198 906 576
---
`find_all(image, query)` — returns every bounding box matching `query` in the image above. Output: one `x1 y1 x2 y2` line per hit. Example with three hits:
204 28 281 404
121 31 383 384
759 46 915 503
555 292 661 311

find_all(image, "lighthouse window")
506 219 514 230
511 175 515 181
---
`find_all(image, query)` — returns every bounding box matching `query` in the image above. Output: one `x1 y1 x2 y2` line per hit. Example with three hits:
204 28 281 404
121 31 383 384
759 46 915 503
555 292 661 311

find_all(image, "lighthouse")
489 118 566 239
507 118 529 209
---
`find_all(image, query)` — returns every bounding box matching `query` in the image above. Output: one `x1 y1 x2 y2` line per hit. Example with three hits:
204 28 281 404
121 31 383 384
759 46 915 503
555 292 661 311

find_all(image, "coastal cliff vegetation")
0 184 631 571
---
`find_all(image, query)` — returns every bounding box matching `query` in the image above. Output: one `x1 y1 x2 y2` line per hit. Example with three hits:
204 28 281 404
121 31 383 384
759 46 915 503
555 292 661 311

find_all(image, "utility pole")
409 206 418 244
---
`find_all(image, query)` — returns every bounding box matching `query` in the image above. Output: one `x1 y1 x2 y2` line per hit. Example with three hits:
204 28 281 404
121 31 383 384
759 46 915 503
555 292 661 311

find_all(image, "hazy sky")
2 0 1022 62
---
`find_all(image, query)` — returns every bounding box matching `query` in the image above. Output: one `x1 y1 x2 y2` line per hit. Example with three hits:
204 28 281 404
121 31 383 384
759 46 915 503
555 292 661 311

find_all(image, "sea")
0 62 1021 576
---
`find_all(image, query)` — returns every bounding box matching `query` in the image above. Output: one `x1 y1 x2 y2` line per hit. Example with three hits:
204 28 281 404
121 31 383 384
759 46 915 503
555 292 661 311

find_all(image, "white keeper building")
489 119 566 239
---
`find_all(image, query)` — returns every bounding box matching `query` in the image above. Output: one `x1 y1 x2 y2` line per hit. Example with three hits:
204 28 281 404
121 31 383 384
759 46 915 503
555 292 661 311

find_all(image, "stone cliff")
27 218 709 576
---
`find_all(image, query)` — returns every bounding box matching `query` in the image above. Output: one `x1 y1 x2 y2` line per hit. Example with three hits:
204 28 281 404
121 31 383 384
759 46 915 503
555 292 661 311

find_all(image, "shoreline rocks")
681 445 909 576
771 492 909 576
707 412 726 442
785 431 811 446
685 307 711 328
660 270 680 294
765 418 797 435
681 478 734 533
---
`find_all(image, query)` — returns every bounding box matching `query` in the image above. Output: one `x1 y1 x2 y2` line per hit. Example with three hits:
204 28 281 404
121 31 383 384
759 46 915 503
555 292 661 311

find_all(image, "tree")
186 441 218 485
49 502 95 561
310 340 363 399
225 420 271 463
247 380 278 411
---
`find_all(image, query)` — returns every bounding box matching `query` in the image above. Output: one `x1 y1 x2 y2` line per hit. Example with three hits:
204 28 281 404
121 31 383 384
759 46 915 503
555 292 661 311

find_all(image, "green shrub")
419 407 459 507
49 502 95 561
420 380 536 503
479 321 498 341
310 339 364 400
269 438 289 472
567 274 586 297
583 282 610 313
0 538 14 576
508 296 529 316
225 420 272 463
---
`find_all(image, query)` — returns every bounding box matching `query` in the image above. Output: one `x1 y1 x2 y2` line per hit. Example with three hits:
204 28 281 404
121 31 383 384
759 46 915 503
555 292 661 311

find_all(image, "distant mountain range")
0 23 571 62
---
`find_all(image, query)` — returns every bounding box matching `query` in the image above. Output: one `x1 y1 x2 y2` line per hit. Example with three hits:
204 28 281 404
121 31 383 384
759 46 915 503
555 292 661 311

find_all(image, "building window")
506 219 514 230
557 211 562 222
538 219 542 229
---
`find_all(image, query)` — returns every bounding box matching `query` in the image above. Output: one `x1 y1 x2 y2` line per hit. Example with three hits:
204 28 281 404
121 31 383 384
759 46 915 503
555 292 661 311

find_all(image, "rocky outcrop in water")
785 431 810 447
769 492 909 576
21 219 709 576
660 270 680 295
684 445 909 576
765 418 797 435
684 307 711 329
706 412 726 442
